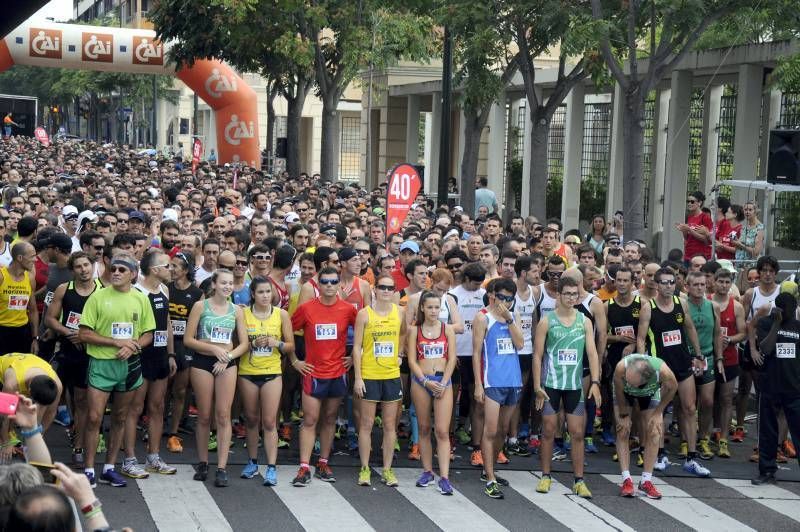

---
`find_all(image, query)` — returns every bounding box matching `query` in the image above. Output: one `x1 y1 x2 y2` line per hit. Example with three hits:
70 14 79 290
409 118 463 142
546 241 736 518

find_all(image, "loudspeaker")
276 137 288 159
767 129 800 185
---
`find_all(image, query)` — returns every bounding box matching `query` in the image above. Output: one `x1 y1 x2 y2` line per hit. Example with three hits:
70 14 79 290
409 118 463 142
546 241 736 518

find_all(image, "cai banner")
385 163 422 235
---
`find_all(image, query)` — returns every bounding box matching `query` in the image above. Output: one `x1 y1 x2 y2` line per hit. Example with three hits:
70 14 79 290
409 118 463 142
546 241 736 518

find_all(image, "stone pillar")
425 92 441 196
486 92 506 211
661 70 693 258
423 112 433 194
731 64 764 204
457 108 466 182
405 95 420 163
648 88 671 235
521 90 540 218
561 84 585 231
700 85 723 195
606 83 625 221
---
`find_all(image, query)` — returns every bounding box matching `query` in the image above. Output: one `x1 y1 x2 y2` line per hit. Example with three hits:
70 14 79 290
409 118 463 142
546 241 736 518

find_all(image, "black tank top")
138 285 169 360
607 296 642 366
168 281 203 344
60 279 102 357
647 296 691 363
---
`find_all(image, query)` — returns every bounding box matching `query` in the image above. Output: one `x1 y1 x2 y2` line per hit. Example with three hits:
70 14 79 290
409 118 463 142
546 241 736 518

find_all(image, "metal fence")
578 102 611 222
546 104 567 220
338 116 361 181
687 89 705 194
642 95 656 226
716 86 737 184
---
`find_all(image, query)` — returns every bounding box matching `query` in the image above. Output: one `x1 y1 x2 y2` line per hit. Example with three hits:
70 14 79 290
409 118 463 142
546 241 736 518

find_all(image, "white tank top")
450 284 486 357
515 288 536 355
538 283 557 316
748 284 780 321
438 294 451 324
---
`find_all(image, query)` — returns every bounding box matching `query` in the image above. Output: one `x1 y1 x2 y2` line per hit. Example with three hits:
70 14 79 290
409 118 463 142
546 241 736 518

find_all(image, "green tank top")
622 354 663 397
542 311 586 390
198 300 237 344
688 298 714 356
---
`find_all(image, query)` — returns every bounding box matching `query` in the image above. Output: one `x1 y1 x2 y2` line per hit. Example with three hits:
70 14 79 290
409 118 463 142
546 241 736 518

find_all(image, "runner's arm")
680 299 703 358
443 324 457 383
657 365 677 410
351 309 368 380
446 295 464 334
636 302 651 353
44 283 71 336
612 363 630 417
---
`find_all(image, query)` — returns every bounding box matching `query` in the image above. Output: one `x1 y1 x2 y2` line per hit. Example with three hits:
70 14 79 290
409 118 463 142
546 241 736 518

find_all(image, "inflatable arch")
0 20 260 167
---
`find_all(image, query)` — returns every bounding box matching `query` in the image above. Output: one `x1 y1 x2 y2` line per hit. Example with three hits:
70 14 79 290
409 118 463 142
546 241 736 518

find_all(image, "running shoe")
717 439 731 458
484 481 504 499
374 415 383 428
480 472 509 486
381 468 399 487
783 439 797 458
564 434 572 451
750 447 759 462
358 466 371 486
263 465 278 486
585 437 598 454
72 448 85 469
612 452 619 462
751 472 776 485
315 462 336 482
517 423 530 441
416 470 435 487
96 433 107 454
528 436 541 454
188 405 199 417
347 431 358 451
536 475 552 493
711 430 722 443
620 478 634 497
698 438 714 460
208 433 218 452
292 467 311 486
601 430 616 446
635 452 644 467
54 406 72 427
470 449 484 467
121 458 149 479
455 426 471 446
290 409 303 423
654 454 671 471
214 468 229 487
507 440 531 457
100 468 127 487
278 438 290 449
233 423 247 440
193 462 209 481
438 477 453 495
241 461 259 479
777 450 788 463
394 440 401 453
573 480 592 498
496 450 510 464
334 424 346 440
678 441 688 458
146 456 177 475
313 438 321 454
732 426 746 442
167 435 183 453
279 424 292 442
552 445 567 461
408 444 421 460
85 470 97 489
638 480 662 499
683 459 711 477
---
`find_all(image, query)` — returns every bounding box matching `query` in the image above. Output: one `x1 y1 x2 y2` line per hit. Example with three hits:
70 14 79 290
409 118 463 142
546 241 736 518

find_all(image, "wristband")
18 424 43 439
590 380 601 386
81 499 102 515
0 440 15 448
85 507 103 519
168 353 176 358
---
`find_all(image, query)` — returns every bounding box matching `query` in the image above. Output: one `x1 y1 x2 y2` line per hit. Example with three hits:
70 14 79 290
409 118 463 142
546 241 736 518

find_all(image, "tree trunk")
528 108 550 221
459 107 487 217
284 79 310 178
320 94 339 181
265 82 277 173
622 87 646 242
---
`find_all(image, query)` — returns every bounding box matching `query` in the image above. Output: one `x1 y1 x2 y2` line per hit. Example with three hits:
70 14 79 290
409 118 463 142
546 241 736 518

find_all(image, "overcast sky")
33 0 73 22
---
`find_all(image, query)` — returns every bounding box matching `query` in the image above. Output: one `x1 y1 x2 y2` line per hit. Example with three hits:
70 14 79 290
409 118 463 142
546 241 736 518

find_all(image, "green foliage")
506 157 523 212
546 161 563 220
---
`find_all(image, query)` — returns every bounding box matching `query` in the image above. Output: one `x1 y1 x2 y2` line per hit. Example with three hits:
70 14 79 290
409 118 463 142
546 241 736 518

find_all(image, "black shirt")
756 317 800 394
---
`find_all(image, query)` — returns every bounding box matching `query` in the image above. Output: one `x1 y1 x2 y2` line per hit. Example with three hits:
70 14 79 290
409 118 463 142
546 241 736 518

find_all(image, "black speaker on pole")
767 129 800 185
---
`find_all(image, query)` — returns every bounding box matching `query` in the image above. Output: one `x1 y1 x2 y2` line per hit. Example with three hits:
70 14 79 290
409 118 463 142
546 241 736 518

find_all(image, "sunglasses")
297 208 308 212
356 249 371 255
110 266 130 274
328 259 340 264
447 263 464 270
687 199 697 204
376 284 395 292
319 278 339 285
495 293 514 303
252 254 271 261
561 291 580 298
548 271 563 278
658 279 676 286
93 245 105 251
236 260 248 266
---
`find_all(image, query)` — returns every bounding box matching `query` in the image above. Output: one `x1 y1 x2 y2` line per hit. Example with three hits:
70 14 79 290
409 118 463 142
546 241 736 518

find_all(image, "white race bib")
557 349 578 365
210 326 232 344
496 337 515 355
315 323 337 340
776 343 796 359
720 326 728 337
171 320 186 336
44 291 55 306
154 330 168 347
373 342 395 358
662 329 682 347
65 311 81 330
615 325 635 338
422 342 445 359
8 295 28 310
464 321 473 332
521 316 533 331
111 322 134 340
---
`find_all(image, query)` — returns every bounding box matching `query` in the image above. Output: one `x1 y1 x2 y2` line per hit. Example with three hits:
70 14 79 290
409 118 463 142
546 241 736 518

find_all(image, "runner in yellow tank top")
0 243 39 355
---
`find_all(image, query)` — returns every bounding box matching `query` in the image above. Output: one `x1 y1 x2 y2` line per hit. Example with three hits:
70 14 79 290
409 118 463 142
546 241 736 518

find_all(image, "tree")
590 0 749 242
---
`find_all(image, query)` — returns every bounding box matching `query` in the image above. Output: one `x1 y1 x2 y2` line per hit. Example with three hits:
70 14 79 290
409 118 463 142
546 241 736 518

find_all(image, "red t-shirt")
684 211 712 260
34 256 49 313
391 259 409 292
714 220 741 260
291 297 357 378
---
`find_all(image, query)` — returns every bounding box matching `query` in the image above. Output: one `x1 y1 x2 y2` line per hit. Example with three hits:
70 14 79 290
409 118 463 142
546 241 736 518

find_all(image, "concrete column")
521 90 540 218
661 70 693 258
405 95 420 163
486 92 506 209
425 92 442 196
700 85 723 195
606 83 626 221
423 112 433 194
648 88 671 235
731 64 764 204
561 85 585 231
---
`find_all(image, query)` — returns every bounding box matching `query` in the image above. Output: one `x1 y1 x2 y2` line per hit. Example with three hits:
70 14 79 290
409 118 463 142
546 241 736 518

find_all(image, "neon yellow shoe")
636 452 644 467
536 476 552 493
381 468 398 487
358 466 371 486
573 480 593 499
718 439 731 458
679 441 688 459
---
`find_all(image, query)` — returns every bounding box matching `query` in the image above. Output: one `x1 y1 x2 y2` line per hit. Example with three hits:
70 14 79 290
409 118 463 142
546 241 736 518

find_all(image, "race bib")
8 295 28 310
154 330 168 347
111 322 134 340
315 323 337 340
521 316 533 331
253 344 273 357
171 320 186 336
720 326 728 337
496 337 515 355
422 342 445 359
210 326 233 344
557 349 578 365
776 343 796 359
615 325 635 338
373 342 395 358
465 321 473 332
65 311 82 330
44 291 55 306
662 330 682 347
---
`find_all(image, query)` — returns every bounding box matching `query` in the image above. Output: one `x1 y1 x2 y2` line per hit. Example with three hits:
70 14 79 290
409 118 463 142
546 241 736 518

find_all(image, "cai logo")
29 28 62 59
82 32 114 63
132 36 163 65
223 115 254 146
204 68 238 98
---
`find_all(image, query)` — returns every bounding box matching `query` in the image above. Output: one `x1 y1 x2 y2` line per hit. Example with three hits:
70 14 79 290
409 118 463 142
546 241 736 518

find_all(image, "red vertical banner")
34 127 50 147
385 163 422 236
191 137 202 175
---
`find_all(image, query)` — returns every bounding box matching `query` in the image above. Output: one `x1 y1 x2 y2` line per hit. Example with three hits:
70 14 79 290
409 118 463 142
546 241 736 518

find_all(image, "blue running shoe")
517 423 530 441
347 431 358 452
54 406 72 427
683 459 711 478
416 470 435 487
438 477 453 495
601 430 616 446
85 470 97 489
585 437 599 454
263 466 277 486
241 461 259 479
99 468 127 487
552 445 567 461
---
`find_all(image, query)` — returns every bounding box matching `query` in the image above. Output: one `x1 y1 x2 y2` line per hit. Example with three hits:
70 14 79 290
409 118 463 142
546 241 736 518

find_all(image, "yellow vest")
239 307 283 375
0 353 58 396
361 304 401 380
0 267 31 327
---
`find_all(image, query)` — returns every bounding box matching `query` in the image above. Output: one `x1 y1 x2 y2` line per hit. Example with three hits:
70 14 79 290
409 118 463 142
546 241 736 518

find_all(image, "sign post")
385 163 422 235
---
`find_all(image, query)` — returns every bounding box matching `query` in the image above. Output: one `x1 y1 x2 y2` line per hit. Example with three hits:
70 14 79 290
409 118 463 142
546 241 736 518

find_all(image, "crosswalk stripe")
601 474 755 532
136 465 233 532
272 473 375 532
715 478 800 523
504 471 635 532
383 468 508 532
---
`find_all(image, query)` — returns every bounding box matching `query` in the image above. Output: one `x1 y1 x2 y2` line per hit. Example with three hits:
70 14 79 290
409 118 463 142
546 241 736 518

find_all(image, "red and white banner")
191 137 202 175
34 127 49 147
385 163 422 235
